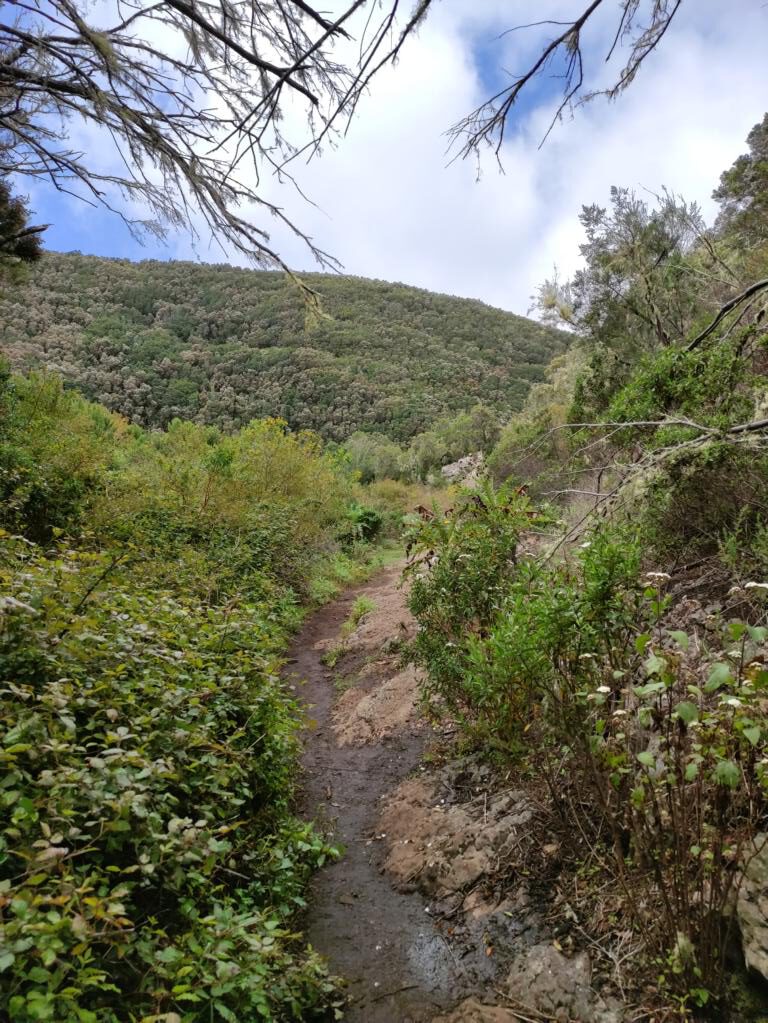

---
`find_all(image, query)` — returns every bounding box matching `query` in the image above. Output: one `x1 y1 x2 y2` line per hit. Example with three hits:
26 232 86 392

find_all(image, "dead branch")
449 1 685 156
687 279 768 351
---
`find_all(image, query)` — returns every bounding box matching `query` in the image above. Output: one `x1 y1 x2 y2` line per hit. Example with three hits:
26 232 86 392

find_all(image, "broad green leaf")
744 726 762 746
637 751 655 768
667 630 689 650
644 653 667 677
714 759 740 788
674 701 698 724
634 681 665 698
705 662 733 693
635 633 652 654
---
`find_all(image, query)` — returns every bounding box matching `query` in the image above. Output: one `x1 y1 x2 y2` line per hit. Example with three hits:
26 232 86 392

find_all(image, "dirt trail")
286 566 634 1023
287 564 466 1020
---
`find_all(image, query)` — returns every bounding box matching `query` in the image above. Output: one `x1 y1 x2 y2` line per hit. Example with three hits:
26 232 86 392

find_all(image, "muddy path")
287 564 465 1021
286 568 641 1023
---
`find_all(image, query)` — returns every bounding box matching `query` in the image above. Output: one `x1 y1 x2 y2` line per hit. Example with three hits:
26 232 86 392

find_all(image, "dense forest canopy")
0 252 568 442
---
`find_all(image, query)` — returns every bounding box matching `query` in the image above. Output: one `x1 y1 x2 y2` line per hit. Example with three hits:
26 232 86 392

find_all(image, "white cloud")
214 0 768 314
25 0 768 315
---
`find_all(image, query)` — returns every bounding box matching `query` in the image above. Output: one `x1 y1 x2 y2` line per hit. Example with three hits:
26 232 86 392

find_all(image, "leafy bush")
407 488 768 1007
338 502 383 545
408 508 641 751
405 482 539 734
0 535 340 1022
0 370 388 1021
0 372 121 542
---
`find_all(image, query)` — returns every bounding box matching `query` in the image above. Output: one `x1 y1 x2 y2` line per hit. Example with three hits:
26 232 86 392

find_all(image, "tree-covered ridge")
0 252 568 442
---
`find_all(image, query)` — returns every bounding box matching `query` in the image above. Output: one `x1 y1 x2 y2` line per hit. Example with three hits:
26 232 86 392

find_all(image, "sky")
20 0 768 315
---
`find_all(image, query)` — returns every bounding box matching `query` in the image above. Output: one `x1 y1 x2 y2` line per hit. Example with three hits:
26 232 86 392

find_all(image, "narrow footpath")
287 565 626 1023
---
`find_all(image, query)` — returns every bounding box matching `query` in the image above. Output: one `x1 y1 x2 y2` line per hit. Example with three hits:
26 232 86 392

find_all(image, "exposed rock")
333 663 421 745
433 946 625 1023
441 452 485 486
737 833 768 980
431 999 521 1023
505 944 593 1021
505 944 623 1023
378 767 534 898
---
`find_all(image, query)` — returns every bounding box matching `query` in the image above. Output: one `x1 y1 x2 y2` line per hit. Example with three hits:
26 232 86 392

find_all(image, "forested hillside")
0 253 567 442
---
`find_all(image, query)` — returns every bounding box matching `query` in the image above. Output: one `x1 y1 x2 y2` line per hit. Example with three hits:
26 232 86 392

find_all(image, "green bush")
407 485 768 1007
408 507 642 752
405 482 539 732
0 370 380 1021
339 502 383 545
0 372 120 543
0 535 341 1022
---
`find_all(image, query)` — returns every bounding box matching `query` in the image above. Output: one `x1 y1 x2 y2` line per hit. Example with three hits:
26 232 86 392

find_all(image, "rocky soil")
287 564 633 1022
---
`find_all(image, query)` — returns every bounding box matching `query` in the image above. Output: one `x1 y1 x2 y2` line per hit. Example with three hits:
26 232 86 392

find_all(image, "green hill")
0 252 568 441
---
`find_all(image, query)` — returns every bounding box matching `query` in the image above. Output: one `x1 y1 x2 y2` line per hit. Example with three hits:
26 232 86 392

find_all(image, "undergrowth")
0 370 414 1022
406 487 768 1015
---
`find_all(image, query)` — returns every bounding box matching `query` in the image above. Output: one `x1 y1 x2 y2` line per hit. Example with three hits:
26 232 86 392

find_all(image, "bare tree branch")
0 0 431 271
687 279 768 351
449 1 686 157
0 0 697 269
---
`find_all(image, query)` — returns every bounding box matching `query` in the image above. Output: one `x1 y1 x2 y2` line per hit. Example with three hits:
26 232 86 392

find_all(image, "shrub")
405 482 539 732
0 370 375 1021
0 534 341 1022
407 486 768 1007
338 502 383 545
0 372 121 542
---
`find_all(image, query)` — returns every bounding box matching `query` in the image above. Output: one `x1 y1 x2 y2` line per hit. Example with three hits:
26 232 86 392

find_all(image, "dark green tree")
714 113 768 251
0 179 44 275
